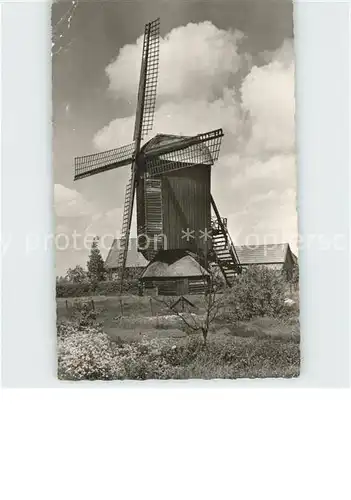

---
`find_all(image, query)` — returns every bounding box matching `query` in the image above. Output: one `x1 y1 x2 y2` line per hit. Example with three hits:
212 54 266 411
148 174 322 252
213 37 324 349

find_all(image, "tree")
87 237 106 283
65 265 88 284
56 275 67 284
227 265 287 321
291 264 299 290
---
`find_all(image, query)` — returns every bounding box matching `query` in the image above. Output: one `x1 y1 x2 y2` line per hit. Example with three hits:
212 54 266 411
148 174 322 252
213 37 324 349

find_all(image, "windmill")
74 18 241 293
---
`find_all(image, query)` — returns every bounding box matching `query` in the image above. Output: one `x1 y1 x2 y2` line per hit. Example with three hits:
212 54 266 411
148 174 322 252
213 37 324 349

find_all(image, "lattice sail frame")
145 128 224 177
74 19 160 181
116 18 160 289
133 17 160 143
74 142 135 180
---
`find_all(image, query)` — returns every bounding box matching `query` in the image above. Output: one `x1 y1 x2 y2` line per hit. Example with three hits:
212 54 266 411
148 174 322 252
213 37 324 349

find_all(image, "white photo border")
0 0 350 387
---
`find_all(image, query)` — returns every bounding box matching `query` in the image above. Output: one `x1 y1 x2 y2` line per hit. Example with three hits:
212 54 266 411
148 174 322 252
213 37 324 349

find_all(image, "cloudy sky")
53 0 297 276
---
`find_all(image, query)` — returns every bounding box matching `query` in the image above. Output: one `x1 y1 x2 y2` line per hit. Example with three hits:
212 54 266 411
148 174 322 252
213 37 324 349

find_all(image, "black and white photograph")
53 0 300 380
3 3 351 500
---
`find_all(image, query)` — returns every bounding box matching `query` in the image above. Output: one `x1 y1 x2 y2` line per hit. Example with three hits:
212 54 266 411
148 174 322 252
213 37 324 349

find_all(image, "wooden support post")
91 299 95 311
120 297 124 317
150 297 153 316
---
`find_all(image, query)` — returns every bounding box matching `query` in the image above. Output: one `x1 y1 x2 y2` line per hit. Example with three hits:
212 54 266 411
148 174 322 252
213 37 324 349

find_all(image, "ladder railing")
210 196 241 284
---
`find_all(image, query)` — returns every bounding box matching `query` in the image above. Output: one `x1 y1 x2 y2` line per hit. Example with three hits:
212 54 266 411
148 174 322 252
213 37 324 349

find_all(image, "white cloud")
106 21 244 105
241 40 295 156
54 184 95 217
212 153 297 248
93 117 135 151
88 23 297 270
94 91 241 152
233 155 296 191
225 186 298 252
83 207 123 237
94 20 244 152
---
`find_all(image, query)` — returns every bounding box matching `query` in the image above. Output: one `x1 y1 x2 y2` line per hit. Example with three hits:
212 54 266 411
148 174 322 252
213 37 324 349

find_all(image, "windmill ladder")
117 169 136 292
210 195 241 286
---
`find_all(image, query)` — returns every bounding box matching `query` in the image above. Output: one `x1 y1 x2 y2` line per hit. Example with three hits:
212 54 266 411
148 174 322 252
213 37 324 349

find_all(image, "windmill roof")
141 250 209 279
143 134 213 164
143 134 188 152
235 243 292 265
105 239 149 269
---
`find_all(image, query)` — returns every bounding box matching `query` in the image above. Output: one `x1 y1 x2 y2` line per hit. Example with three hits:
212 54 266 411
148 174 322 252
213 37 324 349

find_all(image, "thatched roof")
141 250 209 279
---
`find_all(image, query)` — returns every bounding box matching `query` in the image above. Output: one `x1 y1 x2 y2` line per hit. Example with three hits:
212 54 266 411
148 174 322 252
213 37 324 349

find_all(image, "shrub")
57 325 125 380
228 266 287 321
65 265 89 284
95 280 119 295
56 279 139 297
70 301 101 329
56 281 92 298
57 321 300 381
57 324 179 380
97 279 139 295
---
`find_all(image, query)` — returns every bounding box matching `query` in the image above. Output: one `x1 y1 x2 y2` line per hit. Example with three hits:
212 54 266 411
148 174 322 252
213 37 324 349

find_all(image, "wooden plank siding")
161 164 212 253
143 277 208 296
138 161 212 262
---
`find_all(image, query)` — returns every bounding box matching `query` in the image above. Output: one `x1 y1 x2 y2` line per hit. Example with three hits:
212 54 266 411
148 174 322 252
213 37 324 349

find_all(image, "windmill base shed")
139 250 209 296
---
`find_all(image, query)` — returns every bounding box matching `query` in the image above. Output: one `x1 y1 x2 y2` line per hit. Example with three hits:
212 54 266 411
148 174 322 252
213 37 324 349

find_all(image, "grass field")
57 294 206 319
56 294 299 343
57 294 300 380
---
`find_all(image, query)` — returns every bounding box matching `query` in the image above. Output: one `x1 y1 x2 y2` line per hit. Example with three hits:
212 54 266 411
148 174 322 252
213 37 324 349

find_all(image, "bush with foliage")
56 278 139 297
227 266 287 321
58 323 121 380
291 264 299 289
65 265 89 284
69 301 101 328
98 278 139 295
57 323 299 381
56 281 92 298
57 320 179 380
94 280 120 296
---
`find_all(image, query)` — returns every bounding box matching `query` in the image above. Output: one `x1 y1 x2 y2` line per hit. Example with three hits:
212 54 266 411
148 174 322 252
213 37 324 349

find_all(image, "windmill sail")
133 18 160 144
117 18 160 293
74 142 135 180
117 167 137 273
73 19 229 294
145 129 224 177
